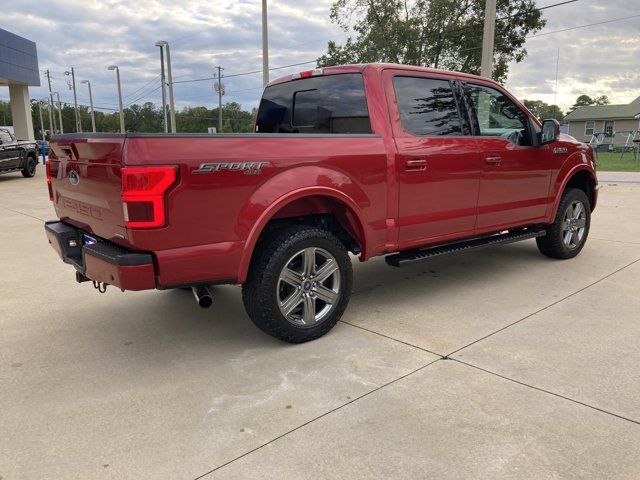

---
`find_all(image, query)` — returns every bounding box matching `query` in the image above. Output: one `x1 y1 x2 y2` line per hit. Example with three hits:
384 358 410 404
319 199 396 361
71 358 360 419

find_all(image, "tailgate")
49 135 127 242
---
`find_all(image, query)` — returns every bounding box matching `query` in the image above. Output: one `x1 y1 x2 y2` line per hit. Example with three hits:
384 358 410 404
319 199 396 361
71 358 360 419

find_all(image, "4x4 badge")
193 161 270 175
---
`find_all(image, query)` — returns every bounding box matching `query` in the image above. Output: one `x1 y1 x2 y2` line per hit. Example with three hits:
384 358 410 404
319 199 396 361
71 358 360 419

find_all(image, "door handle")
484 156 502 166
405 158 428 171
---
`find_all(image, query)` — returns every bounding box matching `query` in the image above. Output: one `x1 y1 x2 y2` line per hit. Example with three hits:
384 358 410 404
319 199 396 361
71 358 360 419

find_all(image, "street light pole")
108 65 125 133
53 92 64 134
166 44 176 133
81 80 96 133
65 67 81 132
262 0 269 87
46 97 54 136
480 0 496 79
45 69 57 133
32 100 45 141
155 42 168 133
158 41 177 133
214 65 225 133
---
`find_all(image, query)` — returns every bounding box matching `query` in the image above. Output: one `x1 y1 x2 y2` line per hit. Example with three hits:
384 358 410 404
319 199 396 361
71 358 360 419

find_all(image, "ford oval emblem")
69 170 80 186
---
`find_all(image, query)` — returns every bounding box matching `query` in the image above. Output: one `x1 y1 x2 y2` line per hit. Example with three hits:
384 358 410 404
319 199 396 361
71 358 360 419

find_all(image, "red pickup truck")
45 63 597 343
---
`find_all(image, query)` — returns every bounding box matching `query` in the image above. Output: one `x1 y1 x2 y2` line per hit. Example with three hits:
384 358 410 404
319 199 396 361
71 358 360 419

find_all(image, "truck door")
0 130 21 170
383 70 481 249
464 82 553 232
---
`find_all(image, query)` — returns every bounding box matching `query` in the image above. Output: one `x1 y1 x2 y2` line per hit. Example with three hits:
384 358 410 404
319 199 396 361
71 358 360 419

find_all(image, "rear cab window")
255 73 371 134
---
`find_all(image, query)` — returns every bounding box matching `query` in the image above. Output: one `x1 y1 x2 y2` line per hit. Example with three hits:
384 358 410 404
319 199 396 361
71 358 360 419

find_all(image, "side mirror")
540 119 560 145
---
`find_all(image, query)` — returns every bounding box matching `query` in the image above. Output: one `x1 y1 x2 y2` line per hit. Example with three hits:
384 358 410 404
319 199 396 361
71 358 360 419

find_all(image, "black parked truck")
0 128 38 178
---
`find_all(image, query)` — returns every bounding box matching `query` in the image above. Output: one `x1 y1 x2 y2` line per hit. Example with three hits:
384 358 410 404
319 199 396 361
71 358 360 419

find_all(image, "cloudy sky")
2 0 639 115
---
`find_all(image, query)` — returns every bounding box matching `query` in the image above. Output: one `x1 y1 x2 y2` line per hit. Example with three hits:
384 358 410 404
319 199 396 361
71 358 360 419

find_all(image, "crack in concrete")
194 358 442 479
0 204 46 222
194 256 640 477
447 257 640 357
451 358 640 426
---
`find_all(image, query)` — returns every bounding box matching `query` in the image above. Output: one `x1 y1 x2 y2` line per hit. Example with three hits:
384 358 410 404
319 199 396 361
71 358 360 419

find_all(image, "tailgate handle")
59 144 79 161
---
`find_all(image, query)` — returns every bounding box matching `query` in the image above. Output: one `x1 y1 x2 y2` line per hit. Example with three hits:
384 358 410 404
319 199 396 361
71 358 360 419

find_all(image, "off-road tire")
242 225 353 343
537 187 591 259
22 155 36 178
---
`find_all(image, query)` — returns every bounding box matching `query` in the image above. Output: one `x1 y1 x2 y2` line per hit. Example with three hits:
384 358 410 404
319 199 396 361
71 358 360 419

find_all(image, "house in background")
564 96 640 147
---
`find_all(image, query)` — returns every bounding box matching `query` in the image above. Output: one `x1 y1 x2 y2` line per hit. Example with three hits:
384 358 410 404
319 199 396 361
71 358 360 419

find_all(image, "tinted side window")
255 73 371 134
466 84 533 146
393 77 462 136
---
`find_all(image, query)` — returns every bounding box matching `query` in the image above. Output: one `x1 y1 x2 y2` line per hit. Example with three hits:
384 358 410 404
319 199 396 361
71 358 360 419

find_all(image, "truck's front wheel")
537 187 591 259
242 226 353 343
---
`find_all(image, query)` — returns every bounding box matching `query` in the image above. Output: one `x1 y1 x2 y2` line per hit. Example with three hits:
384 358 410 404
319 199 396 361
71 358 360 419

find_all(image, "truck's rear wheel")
22 156 36 178
242 225 353 343
537 187 591 259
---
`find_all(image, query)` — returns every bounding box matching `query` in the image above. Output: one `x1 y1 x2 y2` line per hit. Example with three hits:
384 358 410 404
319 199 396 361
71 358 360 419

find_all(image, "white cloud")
2 0 639 116
504 0 640 110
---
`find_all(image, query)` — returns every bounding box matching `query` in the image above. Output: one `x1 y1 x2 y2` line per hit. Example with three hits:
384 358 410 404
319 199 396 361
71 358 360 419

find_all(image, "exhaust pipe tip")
192 285 213 309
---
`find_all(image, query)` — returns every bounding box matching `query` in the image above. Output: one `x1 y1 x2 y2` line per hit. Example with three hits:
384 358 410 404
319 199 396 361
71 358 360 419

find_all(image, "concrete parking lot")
1 168 639 479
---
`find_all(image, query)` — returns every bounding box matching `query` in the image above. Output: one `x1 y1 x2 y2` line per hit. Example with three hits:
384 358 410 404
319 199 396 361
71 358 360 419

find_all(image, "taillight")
121 166 177 229
45 161 53 202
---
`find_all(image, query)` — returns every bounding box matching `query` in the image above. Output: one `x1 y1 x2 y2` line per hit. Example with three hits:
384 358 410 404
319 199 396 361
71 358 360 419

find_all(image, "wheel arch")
236 186 368 284
551 165 597 220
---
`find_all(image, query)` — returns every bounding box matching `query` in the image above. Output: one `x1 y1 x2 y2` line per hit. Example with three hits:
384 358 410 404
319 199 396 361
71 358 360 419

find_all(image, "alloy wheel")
562 200 587 249
277 247 341 327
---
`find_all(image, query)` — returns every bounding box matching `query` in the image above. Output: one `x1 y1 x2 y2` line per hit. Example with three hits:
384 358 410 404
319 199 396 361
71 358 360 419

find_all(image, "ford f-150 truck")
44 63 597 343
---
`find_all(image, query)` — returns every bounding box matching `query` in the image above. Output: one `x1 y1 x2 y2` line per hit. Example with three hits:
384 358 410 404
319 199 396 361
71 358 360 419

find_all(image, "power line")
122 75 162 101
458 13 640 53
55 100 118 112
526 13 640 38
173 60 317 85
124 85 163 107
402 0 581 46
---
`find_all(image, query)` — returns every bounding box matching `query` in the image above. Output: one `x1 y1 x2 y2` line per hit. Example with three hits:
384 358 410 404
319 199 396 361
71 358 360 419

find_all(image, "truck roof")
268 63 495 87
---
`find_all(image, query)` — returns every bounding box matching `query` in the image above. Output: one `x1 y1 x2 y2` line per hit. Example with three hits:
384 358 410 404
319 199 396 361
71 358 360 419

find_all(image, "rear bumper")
44 221 156 291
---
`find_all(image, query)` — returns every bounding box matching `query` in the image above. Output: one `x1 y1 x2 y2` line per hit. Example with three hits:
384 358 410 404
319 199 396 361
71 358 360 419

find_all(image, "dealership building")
0 28 39 141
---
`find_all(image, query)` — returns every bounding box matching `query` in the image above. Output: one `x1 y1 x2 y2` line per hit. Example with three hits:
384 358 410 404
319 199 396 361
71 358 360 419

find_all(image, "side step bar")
385 228 546 268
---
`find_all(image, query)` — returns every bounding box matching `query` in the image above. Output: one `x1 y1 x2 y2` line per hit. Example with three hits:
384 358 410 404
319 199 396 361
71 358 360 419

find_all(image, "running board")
385 229 546 268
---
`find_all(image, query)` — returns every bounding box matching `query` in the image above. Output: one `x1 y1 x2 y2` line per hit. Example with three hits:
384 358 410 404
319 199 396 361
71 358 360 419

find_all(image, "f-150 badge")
193 161 270 175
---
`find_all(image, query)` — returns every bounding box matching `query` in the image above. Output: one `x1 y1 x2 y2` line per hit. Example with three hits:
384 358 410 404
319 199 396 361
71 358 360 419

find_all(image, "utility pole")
45 69 57 133
108 65 125 133
156 42 168 133
165 43 176 133
82 80 96 132
214 66 225 133
480 0 496 79
53 92 64 134
65 67 81 132
262 0 269 87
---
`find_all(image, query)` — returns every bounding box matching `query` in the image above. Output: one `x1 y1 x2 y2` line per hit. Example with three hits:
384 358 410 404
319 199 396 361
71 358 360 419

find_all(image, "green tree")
568 94 611 112
523 99 564 122
2 99 257 136
318 0 546 82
